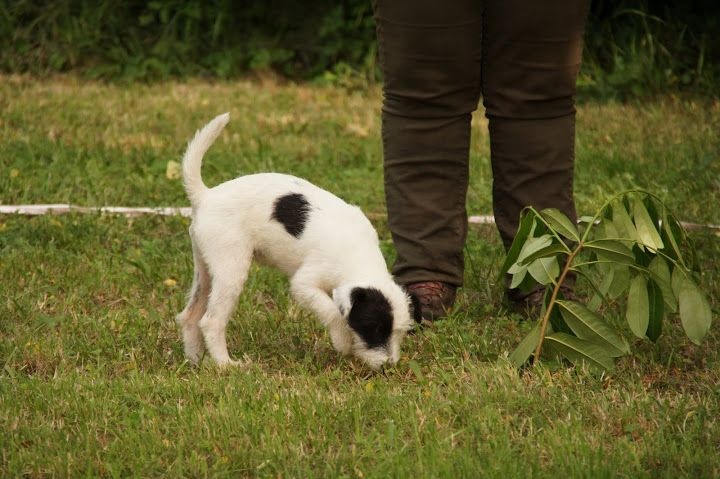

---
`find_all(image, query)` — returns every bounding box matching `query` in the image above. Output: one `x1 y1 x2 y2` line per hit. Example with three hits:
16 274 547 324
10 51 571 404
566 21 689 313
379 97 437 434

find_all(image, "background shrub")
1 0 718 96
582 0 720 97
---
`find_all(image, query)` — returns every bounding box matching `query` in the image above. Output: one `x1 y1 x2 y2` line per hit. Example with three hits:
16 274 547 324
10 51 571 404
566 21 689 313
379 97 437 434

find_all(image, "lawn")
0 75 718 477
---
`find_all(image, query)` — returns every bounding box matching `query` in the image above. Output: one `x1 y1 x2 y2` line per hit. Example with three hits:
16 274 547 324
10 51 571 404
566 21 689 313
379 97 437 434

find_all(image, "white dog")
175 113 419 370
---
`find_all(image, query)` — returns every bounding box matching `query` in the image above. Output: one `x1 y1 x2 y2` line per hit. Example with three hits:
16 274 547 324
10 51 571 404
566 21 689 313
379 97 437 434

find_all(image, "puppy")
175 113 419 370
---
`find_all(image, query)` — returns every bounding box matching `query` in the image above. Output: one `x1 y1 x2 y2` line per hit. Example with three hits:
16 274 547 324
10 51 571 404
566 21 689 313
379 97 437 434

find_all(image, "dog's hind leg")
198 241 252 366
176 240 211 364
290 271 353 356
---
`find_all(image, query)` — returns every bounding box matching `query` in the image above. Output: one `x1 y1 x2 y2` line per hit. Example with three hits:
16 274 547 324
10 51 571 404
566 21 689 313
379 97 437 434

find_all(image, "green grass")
1 76 719 477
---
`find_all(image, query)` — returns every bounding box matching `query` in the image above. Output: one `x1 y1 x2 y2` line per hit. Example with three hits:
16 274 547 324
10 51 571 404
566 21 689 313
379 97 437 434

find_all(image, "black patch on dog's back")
347 287 393 349
272 193 311 237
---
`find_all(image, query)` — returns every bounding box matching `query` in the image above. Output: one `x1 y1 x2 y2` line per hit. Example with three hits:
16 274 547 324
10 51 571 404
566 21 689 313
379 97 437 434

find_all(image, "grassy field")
1 75 719 477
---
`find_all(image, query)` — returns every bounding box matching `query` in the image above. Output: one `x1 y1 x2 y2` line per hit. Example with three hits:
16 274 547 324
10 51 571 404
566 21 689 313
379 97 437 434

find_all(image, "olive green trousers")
374 0 590 286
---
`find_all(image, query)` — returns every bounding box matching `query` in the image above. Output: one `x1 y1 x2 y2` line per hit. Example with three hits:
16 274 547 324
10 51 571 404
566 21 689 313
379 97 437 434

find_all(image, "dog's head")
332 282 417 370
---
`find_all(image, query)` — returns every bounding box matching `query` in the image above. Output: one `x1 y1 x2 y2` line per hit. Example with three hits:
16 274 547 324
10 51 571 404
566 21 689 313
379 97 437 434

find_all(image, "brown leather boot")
406 281 457 322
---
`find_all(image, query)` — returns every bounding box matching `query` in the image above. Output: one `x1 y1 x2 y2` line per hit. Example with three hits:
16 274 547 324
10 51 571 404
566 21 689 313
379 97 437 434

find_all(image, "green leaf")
545 333 615 371
643 197 663 225
509 322 543 368
513 270 540 292
598 218 633 248
599 219 619 239
500 210 536 276
671 266 686 299
556 300 629 356
612 202 641 246
507 261 527 275
515 234 554 266
646 279 664 342
540 208 580 242
648 256 677 312
631 243 654 269
594 260 630 301
661 210 686 265
509 268 528 289
648 255 672 286
508 234 554 287
678 277 712 345
547 295 574 335
587 282 608 312
518 243 568 266
585 239 636 264
607 265 631 299
626 275 649 338
632 197 664 251
527 256 560 285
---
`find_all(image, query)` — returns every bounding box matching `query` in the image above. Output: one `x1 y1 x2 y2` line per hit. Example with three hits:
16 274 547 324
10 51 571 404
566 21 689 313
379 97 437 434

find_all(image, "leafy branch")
501 190 713 371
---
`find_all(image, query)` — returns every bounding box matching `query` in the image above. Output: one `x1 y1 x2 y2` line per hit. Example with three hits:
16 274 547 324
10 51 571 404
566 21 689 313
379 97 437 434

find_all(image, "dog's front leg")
290 278 353 355
327 321 353 356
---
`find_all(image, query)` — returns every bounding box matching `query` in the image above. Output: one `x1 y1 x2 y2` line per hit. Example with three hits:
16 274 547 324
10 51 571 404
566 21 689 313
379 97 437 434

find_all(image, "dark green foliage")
583 0 720 97
1 0 718 95
0 0 377 81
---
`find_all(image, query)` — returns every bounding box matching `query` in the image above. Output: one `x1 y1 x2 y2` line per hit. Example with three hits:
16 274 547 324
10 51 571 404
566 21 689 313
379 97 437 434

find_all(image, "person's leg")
482 0 590 249
373 0 482 294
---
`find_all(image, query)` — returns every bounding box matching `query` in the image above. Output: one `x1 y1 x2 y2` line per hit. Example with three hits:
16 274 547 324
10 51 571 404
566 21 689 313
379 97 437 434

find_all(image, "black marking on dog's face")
271 193 311 237
347 287 393 349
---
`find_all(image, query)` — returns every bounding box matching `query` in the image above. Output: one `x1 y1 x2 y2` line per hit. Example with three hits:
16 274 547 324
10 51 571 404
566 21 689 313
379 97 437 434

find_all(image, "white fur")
175 113 414 370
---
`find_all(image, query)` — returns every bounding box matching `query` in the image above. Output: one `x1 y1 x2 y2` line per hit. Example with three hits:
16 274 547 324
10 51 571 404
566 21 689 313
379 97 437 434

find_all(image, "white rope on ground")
0 204 718 231
474 215 719 232
0 204 192 217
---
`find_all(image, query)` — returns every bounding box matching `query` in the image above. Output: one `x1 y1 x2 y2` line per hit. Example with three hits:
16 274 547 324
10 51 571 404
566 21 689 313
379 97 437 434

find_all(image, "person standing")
373 0 590 320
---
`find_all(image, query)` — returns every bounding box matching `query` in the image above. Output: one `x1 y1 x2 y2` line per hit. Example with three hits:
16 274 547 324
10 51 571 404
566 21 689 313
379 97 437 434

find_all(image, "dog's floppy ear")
408 293 423 324
347 287 393 349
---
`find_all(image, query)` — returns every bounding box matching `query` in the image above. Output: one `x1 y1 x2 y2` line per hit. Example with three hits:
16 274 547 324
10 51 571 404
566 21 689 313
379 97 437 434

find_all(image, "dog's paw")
182 333 205 364
215 355 252 368
329 327 353 356
216 359 241 367
184 352 202 365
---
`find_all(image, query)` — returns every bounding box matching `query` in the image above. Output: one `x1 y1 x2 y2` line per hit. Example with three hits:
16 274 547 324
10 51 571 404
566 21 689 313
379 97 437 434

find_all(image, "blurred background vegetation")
1 0 718 97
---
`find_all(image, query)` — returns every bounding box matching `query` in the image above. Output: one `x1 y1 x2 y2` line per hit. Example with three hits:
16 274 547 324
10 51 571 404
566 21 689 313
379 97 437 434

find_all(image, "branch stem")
533 245 581 362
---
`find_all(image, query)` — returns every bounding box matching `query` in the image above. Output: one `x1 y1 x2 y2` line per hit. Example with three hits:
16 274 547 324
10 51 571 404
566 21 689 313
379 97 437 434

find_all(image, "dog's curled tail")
182 112 231 206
